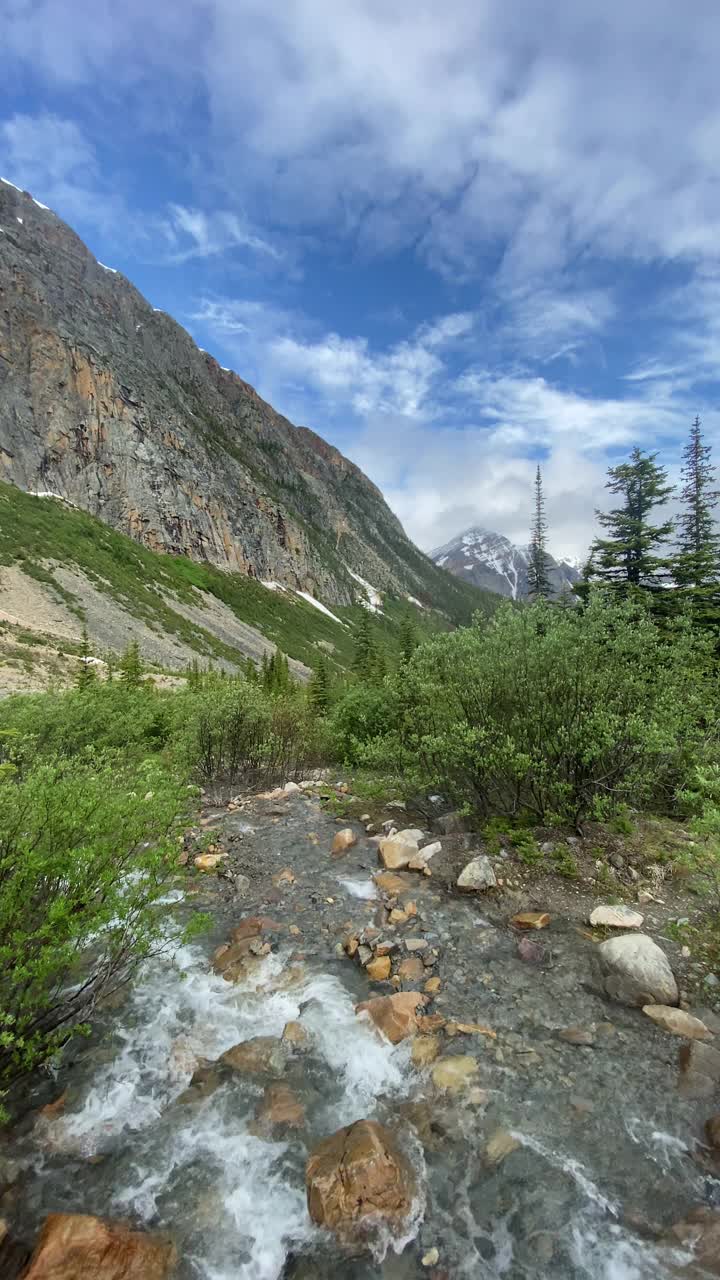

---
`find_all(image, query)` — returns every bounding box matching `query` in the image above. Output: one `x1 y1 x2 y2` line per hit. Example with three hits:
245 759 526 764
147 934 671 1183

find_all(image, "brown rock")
511 912 551 930
405 938 428 952
367 956 392 981
389 908 409 925
306 1119 415 1242
356 991 426 1043
219 1036 286 1075
332 829 358 856
643 1004 713 1041
667 1207 720 1273
431 1055 479 1092
417 1013 446 1034
424 977 442 995
212 937 270 983
374 872 410 896
379 837 418 871
194 852 227 871
21 1214 176 1280
559 1027 596 1047
230 917 265 943
344 935 360 957
679 1040 720 1099
446 1022 497 1040
398 956 425 983
282 1021 309 1048
256 1084 305 1131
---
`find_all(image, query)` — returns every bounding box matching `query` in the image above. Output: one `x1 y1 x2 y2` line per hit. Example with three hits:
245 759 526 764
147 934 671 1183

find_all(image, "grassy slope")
0 483 496 672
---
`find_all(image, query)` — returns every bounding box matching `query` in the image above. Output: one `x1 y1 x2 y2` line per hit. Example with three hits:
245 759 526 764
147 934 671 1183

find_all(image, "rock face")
456 855 497 892
597 934 678 1007
21 1213 176 1279
306 1120 415 1243
0 181 486 616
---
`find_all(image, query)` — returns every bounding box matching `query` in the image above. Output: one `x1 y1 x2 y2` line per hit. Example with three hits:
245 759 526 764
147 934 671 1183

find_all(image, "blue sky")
3 0 720 558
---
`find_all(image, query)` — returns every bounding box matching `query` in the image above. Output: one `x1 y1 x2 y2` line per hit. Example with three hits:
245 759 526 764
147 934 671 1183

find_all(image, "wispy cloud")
160 204 281 263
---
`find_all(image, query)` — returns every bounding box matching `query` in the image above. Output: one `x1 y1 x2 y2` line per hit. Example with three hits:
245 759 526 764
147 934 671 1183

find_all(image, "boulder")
397 956 425 983
457 856 497 893
356 991 426 1043
219 1035 286 1075
194 852 227 871
379 835 420 871
590 905 644 929
597 934 678 1007
211 935 270 983
332 829 357 856
306 1119 415 1243
282 1021 310 1049
643 1005 712 1041
22 1214 176 1280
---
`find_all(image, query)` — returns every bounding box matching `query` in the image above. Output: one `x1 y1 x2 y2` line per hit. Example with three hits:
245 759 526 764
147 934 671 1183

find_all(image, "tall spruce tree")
586 447 674 594
75 626 97 690
308 655 332 714
527 466 552 599
674 416 720 589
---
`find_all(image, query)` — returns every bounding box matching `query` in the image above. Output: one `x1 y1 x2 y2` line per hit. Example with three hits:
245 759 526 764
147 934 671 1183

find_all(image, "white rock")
590 905 644 930
284 781 302 793
397 828 425 844
457 855 497 892
408 840 442 871
598 933 678 1007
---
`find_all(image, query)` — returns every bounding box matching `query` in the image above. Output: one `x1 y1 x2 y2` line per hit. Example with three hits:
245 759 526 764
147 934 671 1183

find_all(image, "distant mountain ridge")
432 527 582 600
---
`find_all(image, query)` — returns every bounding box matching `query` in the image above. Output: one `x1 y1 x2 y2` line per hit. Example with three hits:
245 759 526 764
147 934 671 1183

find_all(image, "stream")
3 784 719 1278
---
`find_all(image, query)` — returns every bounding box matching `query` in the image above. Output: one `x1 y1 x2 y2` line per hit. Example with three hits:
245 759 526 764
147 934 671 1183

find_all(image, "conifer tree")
527 466 552 599
674 416 720 590
309 655 332 714
118 639 144 688
75 626 97 690
586 447 674 594
352 611 376 679
398 614 418 664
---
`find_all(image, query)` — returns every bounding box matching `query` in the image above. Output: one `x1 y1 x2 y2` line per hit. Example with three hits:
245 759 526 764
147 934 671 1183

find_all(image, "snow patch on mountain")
432 526 582 601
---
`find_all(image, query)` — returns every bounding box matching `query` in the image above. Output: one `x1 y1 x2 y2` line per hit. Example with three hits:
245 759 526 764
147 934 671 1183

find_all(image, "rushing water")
4 791 718 1277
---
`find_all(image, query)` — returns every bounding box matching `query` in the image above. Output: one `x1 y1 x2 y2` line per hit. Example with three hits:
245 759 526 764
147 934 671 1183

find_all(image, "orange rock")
220 1036 286 1074
374 871 411 895
282 1020 309 1048
356 991 426 1043
389 909 409 924
332 829 358 855
38 1090 67 1120
306 1119 415 1242
22 1213 176 1280
367 956 392 981
424 977 442 995
230 918 264 944
446 1022 497 1040
194 852 227 871
511 912 551 930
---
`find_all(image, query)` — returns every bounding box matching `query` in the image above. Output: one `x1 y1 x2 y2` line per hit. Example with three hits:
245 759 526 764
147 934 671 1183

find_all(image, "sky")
3 0 720 559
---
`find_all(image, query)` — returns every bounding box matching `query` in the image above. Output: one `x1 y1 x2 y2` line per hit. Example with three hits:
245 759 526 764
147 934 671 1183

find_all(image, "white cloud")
161 204 281 262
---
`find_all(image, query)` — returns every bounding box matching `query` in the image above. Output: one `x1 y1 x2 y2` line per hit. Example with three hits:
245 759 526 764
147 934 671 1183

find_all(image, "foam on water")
337 875 378 900
512 1132 620 1217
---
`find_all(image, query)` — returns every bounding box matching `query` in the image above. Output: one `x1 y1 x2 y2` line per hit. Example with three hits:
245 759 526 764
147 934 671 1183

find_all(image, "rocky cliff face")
432 527 581 600
0 179 470 611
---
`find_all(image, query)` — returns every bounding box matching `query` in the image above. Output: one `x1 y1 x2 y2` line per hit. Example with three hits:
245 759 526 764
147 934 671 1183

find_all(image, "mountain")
0 178 488 626
432 527 582 600
0 181 499 694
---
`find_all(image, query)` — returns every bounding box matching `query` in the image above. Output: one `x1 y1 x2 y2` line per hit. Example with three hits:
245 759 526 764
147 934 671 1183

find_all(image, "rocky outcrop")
21 1213 176 1279
0 182 485 615
432 526 581 601
305 1120 415 1243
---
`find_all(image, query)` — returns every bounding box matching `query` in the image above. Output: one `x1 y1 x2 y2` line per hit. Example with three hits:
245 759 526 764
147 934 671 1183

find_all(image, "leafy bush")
361 592 716 826
329 683 395 764
0 753 196 1108
170 676 326 790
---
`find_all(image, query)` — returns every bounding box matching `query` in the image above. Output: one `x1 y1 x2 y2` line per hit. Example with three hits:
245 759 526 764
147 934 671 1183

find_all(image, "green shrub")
360 592 716 826
0 753 197 1110
329 683 395 764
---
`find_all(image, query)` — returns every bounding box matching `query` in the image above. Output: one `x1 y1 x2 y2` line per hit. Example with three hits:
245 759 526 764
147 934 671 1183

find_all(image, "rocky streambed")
3 782 720 1278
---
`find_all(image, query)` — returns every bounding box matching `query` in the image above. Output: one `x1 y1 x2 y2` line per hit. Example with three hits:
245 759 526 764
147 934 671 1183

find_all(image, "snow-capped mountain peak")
432 525 581 601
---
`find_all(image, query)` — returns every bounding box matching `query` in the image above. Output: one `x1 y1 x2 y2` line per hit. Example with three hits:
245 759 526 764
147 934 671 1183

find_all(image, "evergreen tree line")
528 417 720 627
